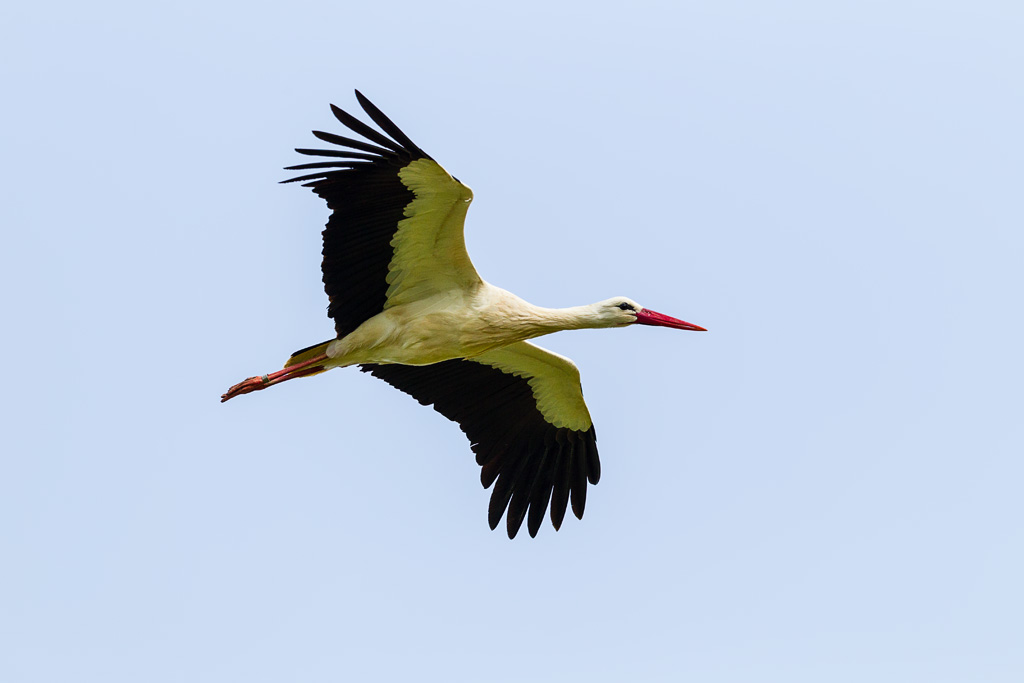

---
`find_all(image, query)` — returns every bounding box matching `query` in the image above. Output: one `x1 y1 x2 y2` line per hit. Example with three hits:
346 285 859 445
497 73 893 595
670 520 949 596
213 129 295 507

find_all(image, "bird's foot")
221 375 270 402
220 353 329 403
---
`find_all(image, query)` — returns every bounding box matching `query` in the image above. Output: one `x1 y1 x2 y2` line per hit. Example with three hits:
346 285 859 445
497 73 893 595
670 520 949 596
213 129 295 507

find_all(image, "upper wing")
283 91 482 338
359 342 600 538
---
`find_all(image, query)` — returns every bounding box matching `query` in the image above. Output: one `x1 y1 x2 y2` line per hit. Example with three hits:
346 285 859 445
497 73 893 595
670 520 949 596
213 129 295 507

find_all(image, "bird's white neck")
481 287 620 342
527 304 608 332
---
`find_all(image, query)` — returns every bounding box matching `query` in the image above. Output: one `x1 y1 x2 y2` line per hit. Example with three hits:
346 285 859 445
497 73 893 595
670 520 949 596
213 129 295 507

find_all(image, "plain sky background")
2 1 1022 681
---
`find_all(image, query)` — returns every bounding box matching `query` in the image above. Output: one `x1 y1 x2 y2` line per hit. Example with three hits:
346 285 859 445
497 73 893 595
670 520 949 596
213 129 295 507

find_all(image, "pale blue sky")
2 1 1022 681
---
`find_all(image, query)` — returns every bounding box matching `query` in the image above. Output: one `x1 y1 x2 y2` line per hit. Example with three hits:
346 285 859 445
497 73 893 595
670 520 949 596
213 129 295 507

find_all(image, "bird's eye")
617 302 635 311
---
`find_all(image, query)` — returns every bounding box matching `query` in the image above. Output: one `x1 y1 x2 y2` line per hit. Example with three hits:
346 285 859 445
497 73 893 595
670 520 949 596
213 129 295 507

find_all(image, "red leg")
220 354 328 402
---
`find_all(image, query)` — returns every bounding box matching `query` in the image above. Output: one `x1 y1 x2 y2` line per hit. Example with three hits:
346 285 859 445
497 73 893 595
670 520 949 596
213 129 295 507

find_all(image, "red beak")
634 308 707 331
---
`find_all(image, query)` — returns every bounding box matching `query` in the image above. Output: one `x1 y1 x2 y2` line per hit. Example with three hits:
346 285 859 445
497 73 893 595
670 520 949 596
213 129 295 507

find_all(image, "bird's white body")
324 285 631 367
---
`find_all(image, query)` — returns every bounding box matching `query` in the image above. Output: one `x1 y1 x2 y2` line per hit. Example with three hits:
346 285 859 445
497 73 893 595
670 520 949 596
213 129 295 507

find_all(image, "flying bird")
222 91 705 538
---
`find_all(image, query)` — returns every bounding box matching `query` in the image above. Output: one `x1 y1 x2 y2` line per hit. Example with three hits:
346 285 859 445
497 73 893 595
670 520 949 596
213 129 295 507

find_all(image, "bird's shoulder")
398 158 473 204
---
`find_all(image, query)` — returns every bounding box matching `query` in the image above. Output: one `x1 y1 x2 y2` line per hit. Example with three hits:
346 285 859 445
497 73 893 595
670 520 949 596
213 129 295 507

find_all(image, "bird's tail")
285 340 333 371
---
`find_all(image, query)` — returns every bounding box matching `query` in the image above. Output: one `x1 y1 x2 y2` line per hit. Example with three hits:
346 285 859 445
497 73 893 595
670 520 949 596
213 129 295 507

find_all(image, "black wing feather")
330 104 408 155
310 130 394 156
359 360 599 538
284 91 434 338
294 148 379 160
354 90 430 158
283 161 368 171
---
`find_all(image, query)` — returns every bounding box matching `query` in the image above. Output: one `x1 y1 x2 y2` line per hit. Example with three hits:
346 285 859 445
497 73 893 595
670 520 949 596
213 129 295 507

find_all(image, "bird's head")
594 297 707 331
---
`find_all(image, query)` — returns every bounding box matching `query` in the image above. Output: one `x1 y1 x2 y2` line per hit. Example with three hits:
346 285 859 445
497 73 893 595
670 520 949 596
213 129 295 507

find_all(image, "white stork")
222 91 705 538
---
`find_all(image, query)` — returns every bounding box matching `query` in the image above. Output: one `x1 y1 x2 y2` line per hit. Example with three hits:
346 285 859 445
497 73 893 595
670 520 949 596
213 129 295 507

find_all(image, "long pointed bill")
634 309 707 331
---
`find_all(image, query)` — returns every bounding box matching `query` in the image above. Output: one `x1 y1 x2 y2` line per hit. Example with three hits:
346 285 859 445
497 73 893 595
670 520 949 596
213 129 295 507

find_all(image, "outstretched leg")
221 353 328 402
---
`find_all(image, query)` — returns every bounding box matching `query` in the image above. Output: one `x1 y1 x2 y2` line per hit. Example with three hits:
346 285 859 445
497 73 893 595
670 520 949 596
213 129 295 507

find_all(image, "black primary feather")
359 360 599 538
